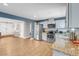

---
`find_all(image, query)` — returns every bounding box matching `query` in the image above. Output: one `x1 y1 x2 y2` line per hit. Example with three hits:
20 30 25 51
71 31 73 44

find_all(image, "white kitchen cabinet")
42 33 47 41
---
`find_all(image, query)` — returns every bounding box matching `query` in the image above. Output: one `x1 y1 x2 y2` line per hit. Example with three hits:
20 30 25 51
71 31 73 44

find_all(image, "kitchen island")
53 39 79 56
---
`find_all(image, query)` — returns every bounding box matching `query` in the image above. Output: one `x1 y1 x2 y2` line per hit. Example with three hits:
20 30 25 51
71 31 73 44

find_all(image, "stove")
47 31 55 43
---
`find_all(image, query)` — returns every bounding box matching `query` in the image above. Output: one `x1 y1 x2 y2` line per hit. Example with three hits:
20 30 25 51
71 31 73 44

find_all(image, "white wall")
69 3 79 28
65 4 68 28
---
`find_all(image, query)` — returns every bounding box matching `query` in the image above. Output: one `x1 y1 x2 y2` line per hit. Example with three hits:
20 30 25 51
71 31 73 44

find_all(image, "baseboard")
33 38 49 43
0 35 14 38
0 35 48 43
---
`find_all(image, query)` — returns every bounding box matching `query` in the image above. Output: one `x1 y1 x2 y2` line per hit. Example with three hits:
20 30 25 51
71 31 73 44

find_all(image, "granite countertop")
53 34 79 56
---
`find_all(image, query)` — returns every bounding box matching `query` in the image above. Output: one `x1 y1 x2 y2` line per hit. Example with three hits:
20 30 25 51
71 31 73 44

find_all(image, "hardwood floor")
0 36 52 56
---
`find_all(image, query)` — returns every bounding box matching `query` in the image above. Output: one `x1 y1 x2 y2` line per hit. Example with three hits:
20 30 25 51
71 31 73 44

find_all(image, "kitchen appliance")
48 24 56 28
47 31 55 43
47 24 56 43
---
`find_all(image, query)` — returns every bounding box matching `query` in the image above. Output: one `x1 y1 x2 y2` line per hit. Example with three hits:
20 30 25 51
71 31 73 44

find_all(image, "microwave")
48 24 56 28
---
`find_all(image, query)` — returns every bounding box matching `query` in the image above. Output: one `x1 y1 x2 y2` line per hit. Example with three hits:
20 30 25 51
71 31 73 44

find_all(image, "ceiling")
0 3 67 20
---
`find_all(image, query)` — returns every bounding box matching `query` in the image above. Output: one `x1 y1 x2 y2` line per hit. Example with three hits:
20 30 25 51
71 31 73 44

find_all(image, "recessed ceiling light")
71 28 75 32
3 3 8 6
34 16 36 18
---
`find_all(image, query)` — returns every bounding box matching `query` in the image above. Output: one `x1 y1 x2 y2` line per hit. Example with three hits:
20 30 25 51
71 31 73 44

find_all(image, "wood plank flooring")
0 36 52 56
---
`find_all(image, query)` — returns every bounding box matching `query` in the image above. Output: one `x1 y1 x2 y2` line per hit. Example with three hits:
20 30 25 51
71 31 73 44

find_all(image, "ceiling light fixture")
71 28 75 32
34 15 36 18
3 3 8 6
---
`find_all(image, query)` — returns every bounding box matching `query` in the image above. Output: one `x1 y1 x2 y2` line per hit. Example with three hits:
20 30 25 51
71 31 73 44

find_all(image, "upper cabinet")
69 3 79 28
